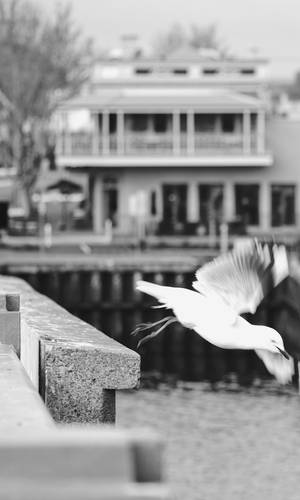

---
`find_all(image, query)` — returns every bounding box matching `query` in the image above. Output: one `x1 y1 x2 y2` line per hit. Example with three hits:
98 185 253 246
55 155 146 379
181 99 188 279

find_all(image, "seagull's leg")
131 316 173 336
137 317 177 349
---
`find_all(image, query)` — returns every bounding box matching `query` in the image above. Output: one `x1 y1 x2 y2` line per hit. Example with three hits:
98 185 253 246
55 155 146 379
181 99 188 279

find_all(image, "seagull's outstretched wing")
193 240 289 315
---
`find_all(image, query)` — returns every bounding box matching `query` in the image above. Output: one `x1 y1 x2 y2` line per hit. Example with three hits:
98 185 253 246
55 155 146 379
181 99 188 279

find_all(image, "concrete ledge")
0 276 140 423
0 345 54 432
0 428 170 499
0 483 170 500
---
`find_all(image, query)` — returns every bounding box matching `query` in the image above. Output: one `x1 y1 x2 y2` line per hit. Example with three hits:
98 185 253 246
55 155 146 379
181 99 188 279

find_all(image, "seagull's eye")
271 339 276 343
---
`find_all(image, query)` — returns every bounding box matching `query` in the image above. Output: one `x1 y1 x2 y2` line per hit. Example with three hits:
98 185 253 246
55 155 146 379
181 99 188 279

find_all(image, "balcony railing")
58 131 261 157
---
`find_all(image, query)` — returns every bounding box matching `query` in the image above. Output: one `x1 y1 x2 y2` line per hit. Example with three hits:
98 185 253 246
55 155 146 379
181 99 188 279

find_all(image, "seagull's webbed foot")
131 316 177 349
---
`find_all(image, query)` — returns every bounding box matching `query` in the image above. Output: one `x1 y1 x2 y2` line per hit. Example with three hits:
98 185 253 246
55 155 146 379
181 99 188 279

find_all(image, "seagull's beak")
276 346 290 359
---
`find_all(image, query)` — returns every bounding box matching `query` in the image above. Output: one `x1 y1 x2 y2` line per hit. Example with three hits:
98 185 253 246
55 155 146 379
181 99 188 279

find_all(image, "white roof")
59 87 263 112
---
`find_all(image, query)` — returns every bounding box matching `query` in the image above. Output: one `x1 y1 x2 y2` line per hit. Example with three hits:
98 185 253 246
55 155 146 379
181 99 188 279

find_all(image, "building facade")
55 52 300 239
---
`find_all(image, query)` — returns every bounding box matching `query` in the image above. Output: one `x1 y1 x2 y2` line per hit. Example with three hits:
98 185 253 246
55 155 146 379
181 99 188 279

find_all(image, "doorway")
162 184 187 234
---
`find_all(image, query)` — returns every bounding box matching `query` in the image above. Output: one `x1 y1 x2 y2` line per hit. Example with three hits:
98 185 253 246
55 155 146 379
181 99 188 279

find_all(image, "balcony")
57 130 273 168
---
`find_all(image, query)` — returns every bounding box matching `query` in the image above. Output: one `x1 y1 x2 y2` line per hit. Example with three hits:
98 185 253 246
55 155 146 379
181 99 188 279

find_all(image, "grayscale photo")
0 1 300 499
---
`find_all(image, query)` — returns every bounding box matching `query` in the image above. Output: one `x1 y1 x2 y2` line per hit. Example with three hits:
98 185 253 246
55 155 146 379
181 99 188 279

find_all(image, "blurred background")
1 1 300 498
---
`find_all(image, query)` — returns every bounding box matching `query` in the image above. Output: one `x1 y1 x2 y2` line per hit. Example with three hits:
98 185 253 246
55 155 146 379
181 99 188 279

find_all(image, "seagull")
134 240 294 384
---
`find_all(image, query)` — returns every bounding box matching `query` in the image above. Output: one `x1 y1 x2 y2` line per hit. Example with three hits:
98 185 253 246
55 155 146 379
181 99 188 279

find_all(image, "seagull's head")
254 325 289 359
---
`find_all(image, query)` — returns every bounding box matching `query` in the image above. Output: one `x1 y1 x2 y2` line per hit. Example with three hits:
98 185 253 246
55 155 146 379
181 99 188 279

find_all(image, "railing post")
0 293 20 356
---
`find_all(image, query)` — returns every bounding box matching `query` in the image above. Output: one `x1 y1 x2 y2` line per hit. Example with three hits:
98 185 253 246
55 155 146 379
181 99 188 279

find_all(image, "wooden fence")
5 265 300 385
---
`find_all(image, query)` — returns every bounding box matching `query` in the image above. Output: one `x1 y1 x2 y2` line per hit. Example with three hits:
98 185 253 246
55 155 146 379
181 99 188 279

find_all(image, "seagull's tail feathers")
255 349 294 384
136 280 169 305
136 280 194 310
134 280 195 348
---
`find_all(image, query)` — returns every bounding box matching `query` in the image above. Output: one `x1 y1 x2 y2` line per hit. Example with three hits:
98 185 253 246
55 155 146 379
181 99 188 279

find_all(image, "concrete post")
0 294 20 357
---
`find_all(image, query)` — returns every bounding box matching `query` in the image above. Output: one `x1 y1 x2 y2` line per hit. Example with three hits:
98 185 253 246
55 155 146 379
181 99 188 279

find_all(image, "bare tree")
189 24 220 51
153 23 187 59
153 23 225 58
0 0 94 212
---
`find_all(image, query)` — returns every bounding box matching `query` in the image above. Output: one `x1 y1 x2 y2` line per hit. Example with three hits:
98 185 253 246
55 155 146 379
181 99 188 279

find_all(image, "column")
257 110 265 154
243 111 251 155
259 182 269 230
187 183 199 222
117 110 124 155
92 113 99 155
156 186 163 222
64 112 71 156
172 111 180 155
224 182 235 222
187 111 195 155
102 111 110 155
92 176 103 234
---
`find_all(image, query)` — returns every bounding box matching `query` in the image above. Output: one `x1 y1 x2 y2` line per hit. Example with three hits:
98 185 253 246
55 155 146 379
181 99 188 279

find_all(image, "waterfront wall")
0 284 170 499
4 263 299 385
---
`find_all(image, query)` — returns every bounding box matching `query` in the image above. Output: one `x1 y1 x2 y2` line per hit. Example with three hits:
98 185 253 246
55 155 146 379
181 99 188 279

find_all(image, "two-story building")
54 50 300 240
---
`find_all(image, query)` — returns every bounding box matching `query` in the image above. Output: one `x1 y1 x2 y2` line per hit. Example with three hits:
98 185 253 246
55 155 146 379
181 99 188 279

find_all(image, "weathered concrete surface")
0 276 140 423
0 344 54 432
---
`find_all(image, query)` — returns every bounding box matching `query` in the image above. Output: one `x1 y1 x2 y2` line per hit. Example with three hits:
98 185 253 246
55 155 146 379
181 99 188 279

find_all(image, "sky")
59 0 300 80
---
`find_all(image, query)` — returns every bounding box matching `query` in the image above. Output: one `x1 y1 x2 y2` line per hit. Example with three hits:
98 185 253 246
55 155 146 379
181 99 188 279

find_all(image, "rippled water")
117 383 300 500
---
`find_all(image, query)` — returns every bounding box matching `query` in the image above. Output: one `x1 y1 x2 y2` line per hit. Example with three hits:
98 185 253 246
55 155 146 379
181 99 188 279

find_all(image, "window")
135 68 152 75
195 114 215 132
103 178 118 226
153 114 169 133
221 114 235 133
130 114 148 132
150 191 157 216
199 184 224 234
109 113 117 134
202 68 219 75
173 68 188 75
271 185 296 226
240 68 256 75
180 114 187 132
162 184 187 225
235 184 259 225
